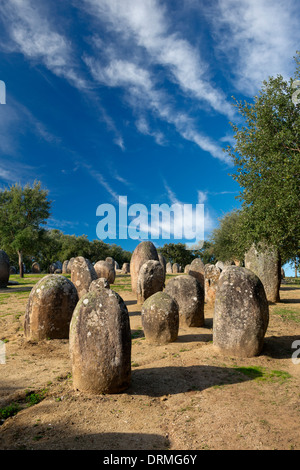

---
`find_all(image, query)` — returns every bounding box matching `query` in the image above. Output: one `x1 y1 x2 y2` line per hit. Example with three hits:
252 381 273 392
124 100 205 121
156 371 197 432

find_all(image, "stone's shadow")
280 299 300 304
263 335 300 359
129 364 259 397
176 333 212 343
280 286 300 291
125 300 138 306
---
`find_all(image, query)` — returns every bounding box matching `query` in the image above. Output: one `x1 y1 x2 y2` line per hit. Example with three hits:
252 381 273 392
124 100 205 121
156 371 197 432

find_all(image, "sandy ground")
0 274 299 450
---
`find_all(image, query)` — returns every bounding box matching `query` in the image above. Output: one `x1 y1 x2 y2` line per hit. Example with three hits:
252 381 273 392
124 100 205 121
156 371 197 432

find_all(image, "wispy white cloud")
0 0 87 90
85 57 231 163
210 0 300 94
83 0 234 118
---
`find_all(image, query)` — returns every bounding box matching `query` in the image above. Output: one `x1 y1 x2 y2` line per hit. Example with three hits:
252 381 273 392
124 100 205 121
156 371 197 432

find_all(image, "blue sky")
0 0 299 274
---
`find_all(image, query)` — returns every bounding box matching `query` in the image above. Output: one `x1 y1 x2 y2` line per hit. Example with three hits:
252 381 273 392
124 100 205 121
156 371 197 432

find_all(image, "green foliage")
210 210 247 262
224 53 300 262
0 402 20 420
0 181 51 275
157 243 194 267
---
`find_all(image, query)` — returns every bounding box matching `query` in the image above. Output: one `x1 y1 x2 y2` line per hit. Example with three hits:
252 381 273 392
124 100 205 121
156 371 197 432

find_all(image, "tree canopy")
224 52 300 264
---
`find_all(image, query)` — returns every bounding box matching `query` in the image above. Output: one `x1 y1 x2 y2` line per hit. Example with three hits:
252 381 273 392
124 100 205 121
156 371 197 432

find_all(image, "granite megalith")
71 257 97 298
130 241 159 295
164 274 204 327
137 260 165 304
213 266 269 357
24 274 78 341
69 288 132 394
141 291 179 345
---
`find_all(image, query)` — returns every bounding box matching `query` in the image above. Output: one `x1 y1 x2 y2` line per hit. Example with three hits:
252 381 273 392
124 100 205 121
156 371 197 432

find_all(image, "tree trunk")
18 250 24 278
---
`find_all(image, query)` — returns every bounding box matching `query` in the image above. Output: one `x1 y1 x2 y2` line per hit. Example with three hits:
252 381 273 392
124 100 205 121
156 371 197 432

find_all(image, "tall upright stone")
94 260 116 284
71 256 97 298
69 288 132 394
189 258 205 291
164 275 204 327
62 260 69 274
122 263 130 274
166 262 172 274
172 263 179 274
158 253 166 278
31 262 41 274
141 292 179 345
244 243 281 302
130 241 159 295
137 260 165 304
24 274 78 341
0 250 10 288
213 266 269 357
204 264 221 305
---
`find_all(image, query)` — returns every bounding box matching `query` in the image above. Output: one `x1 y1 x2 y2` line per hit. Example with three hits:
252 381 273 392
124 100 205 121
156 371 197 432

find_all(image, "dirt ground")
0 273 299 451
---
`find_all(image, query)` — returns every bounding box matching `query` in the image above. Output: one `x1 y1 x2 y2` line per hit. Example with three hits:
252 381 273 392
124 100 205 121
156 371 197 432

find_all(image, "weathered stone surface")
62 260 69 274
215 260 234 271
89 277 110 293
141 291 179 345
213 266 269 358
94 260 116 285
164 275 204 327
184 264 190 274
67 257 75 274
49 261 62 274
32 262 41 274
114 261 120 270
54 269 62 274
166 262 172 274
122 262 130 274
189 258 205 291
105 257 115 269
9 266 16 275
130 241 159 295
172 263 179 274
24 274 78 341
71 257 97 298
69 288 131 394
158 253 166 278
0 250 10 288
204 264 221 305
137 260 165 304
244 243 281 302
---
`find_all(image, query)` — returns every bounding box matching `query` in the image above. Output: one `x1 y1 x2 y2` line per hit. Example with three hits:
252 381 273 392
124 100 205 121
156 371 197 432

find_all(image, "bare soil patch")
0 274 299 450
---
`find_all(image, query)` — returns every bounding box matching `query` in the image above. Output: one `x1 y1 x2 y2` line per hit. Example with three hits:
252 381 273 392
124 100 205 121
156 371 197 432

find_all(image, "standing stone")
216 260 235 271
0 250 10 288
67 257 75 274
24 274 78 341
32 262 41 274
166 262 172 274
89 277 110 292
164 275 204 327
189 258 205 291
114 261 120 270
158 253 167 278
122 262 130 274
281 267 285 280
62 260 69 274
71 257 97 298
204 264 221 305
105 257 115 269
172 263 179 274
130 241 159 295
9 266 16 275
141 292 179 345
94 260 116 284
184 264 190 274
137 260 165 304
213 266 269 357
244 243 281 302
69 288 132 394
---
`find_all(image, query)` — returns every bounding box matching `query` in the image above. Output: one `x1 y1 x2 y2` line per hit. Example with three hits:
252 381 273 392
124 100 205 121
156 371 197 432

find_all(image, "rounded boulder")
213 266 269 357
24 274 78 341
141 291 179 345
69 288 132 394
164 274 204 327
